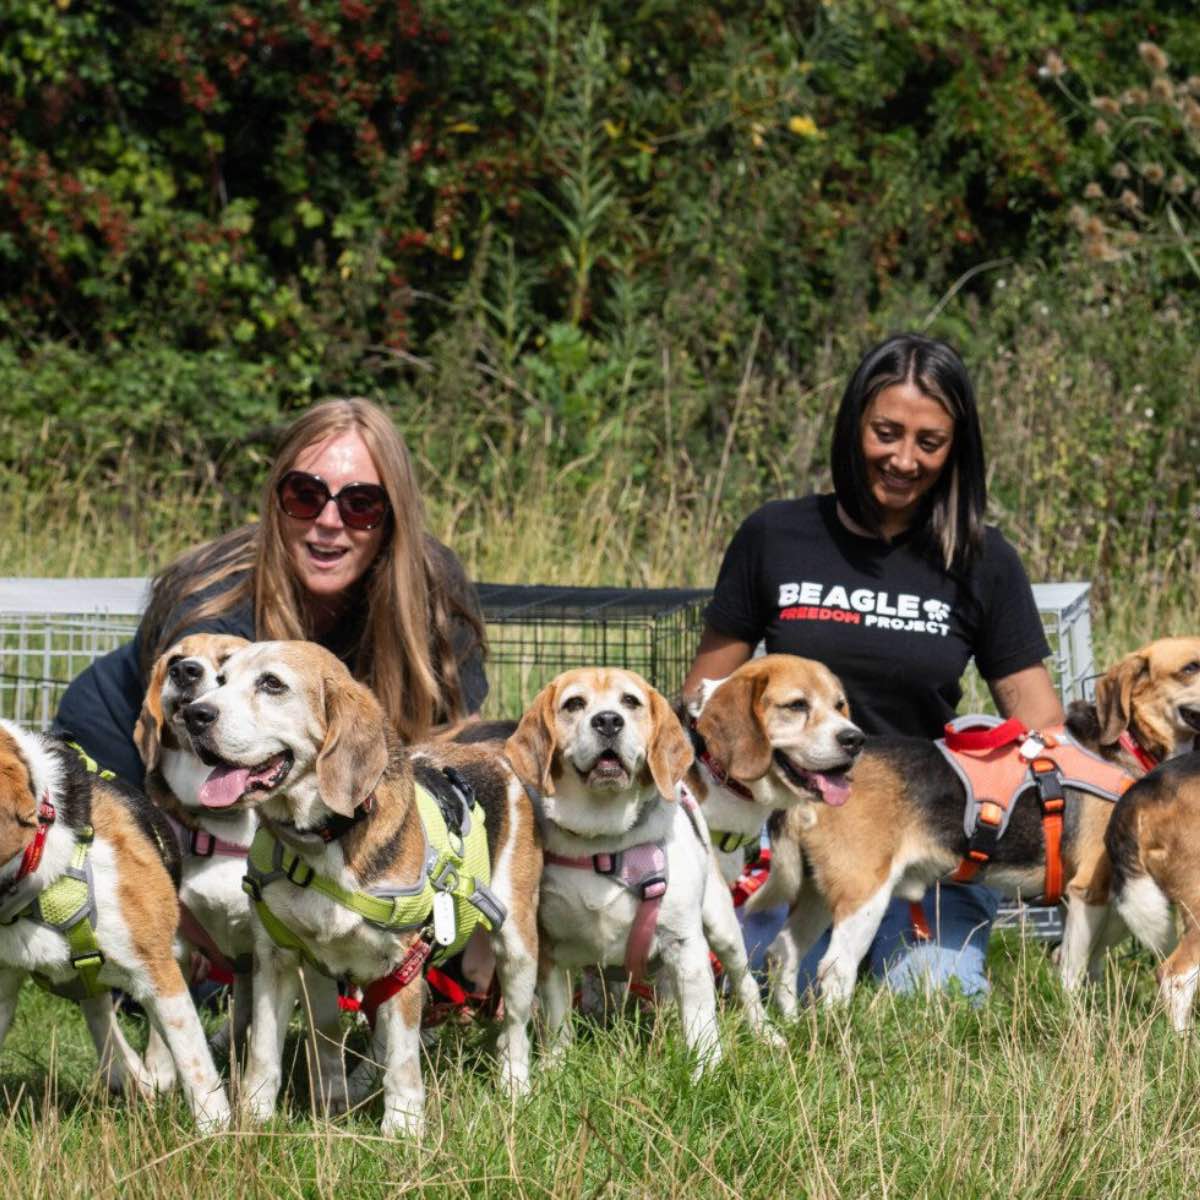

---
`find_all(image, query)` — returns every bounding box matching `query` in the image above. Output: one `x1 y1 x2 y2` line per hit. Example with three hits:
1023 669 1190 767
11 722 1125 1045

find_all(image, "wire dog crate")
476 584 710 718
0 578 710 729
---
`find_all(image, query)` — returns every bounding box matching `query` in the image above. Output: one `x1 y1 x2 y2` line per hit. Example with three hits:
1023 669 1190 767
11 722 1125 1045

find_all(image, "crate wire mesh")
0 578 147 732
475 584 710 718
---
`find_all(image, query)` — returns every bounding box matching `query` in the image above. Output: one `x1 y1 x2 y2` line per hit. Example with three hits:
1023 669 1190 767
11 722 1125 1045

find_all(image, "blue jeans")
741 883 999 1000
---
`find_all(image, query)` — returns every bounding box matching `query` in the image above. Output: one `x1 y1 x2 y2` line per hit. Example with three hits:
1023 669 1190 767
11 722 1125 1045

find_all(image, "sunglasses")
276 470 391 531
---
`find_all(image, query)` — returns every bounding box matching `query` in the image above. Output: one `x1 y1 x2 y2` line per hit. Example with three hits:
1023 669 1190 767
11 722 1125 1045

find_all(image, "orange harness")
936 717 1133 905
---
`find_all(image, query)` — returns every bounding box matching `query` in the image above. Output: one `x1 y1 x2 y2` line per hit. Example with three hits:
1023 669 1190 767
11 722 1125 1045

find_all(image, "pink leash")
164 812 251 859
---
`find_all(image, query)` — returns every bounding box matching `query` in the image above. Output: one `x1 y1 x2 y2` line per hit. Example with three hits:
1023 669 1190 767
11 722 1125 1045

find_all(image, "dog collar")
1118 730 1159 773
1 796 56 895
685 721 756 801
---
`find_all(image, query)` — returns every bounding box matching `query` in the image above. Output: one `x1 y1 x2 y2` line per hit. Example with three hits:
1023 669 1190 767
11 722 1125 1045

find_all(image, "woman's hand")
681 627 755 701
987 663 1065 729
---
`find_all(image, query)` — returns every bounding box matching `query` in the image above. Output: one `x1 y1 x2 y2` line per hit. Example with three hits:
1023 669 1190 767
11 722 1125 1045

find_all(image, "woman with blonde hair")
57 398 486 785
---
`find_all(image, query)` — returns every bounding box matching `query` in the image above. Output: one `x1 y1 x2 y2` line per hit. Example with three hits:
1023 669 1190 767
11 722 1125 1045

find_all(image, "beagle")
745 639 1200 1012
684 655 865 885
504 667 779 1074
0 719 229 1130
179 640 539 1137
1102 640 1200 1029
134 634 255 1071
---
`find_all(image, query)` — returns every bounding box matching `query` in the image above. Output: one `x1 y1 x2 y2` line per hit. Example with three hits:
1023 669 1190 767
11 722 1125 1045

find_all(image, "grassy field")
0 934 1197 1199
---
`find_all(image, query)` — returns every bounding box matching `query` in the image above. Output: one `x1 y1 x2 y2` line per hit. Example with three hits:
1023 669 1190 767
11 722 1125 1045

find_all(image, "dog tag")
433 891 457 947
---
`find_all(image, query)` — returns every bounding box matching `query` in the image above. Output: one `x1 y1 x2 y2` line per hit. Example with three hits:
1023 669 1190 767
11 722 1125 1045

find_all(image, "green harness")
1 827 107 1000
242 781 505 979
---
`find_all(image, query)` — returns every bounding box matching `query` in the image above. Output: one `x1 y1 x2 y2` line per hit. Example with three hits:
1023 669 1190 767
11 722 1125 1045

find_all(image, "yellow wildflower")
787 115 820 138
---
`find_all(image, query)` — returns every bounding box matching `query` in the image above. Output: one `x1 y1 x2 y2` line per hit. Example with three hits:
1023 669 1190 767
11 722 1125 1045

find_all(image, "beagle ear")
134 653 171 773
316 672 390 818
505 683 559 797
694 669 773 782
645 688 695 800
1094 651 1147 745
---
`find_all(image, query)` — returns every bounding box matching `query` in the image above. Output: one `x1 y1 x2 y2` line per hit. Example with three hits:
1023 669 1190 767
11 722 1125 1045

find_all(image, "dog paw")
381 1104 425 1139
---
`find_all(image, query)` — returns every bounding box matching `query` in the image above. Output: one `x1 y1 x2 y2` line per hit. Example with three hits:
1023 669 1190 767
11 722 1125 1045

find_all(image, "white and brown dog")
179 640 540 1136
505 667 779 1074
135 633 255 1069
1102 640 1200 1029
751 637 1200 1011
0 719 228 1130
684 654 865 886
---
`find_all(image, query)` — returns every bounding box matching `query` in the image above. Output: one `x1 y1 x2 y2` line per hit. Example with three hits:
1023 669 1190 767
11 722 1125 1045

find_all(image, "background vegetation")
3 0 1199 607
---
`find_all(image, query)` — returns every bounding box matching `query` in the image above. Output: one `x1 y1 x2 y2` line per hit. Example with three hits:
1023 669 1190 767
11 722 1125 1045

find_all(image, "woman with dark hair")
683 332 1062 996
56 398 487 786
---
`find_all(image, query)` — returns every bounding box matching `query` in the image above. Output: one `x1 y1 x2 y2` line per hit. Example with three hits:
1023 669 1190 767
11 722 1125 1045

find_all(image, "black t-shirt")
705 494 1050 739
54 535 489 787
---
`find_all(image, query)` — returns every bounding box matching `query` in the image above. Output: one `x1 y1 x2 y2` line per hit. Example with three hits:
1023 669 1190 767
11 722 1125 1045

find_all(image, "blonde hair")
142 399 483 741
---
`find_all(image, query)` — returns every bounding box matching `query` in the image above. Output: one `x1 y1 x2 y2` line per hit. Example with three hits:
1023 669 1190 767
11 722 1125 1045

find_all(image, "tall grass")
1 937 1198 1197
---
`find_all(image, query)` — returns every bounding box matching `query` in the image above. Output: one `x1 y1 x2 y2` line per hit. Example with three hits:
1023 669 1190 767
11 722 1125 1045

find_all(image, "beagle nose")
183 701 217 737
838 727 865 756
590 710 625 739
168 659 205 688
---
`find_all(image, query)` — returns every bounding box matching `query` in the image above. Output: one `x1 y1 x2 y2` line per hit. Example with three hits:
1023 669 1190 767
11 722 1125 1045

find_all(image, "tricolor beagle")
180 640 539 1137
1101 639 1200 1029
135 633 255 1071
684 654 865 885
0 719 228 1130
504 667 780 1074
748 639 1200 1012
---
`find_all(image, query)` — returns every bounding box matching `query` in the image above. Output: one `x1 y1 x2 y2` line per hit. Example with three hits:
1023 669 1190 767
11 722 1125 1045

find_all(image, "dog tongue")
808 770 851 807
199 764 252 809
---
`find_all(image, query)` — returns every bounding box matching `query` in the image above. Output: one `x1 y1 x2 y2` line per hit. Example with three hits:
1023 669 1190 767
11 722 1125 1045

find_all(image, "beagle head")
182 641 389 831
0 721 58 891
1094 636 1200 760
691 654 864 809
135 634 251 779
505 668 693 840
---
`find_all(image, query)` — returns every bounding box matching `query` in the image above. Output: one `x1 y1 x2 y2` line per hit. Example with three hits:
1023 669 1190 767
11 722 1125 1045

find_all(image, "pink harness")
164 812 251 979
164 812 251 860
543 789 701 986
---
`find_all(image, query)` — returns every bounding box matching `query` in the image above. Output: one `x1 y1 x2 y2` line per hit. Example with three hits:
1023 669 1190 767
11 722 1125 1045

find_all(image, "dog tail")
1106 779 1174 956
745 808 807 914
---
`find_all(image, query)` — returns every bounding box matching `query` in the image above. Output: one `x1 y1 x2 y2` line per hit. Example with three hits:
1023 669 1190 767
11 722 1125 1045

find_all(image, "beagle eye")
620 693 643 710
257 673 287 695
836 697 848 713
785 697 809 713
562 695 586 713
1181 661 1200 677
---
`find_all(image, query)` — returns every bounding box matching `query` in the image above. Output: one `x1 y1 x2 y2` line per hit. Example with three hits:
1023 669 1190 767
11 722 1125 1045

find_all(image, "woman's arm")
987 663 1064 729
681 626 755 700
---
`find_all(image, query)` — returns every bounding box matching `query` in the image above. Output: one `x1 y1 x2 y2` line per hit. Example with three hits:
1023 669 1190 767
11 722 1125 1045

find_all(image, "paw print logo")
923 598 951 622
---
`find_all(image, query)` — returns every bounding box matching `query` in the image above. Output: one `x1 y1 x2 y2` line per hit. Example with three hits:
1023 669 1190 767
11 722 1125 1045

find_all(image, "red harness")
941 720 1133 905
1118 730 1160 774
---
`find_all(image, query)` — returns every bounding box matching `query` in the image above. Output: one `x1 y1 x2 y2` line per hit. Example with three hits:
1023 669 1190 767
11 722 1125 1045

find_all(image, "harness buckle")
71 950 104 972
592 853 617 875
639 876 668 901
242 875 263 901
285 856 316 888
430 859 461 895
191 829 216 857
